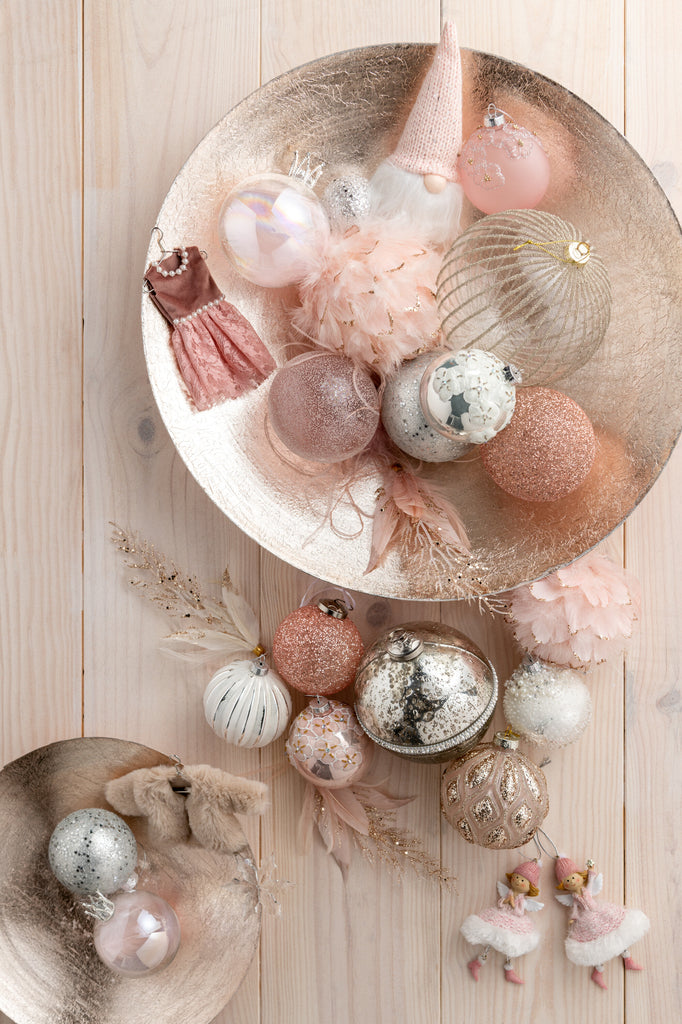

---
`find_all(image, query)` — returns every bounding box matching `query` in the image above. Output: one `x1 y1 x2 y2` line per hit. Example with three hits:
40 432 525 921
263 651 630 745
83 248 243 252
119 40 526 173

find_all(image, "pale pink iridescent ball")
93 890 181 977
267 353 380 463
219 172 330 288
272 602 365 695
458 120 550 215
285 697 371 789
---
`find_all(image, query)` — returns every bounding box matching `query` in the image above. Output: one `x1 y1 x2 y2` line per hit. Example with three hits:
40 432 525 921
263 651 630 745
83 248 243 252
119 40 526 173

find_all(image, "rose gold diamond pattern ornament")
441 731 549 849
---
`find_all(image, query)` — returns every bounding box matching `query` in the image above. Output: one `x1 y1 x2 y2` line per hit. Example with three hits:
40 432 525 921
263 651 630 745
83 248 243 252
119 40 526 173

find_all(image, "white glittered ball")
503 659 592 747
381 352 473 462
322 175 371 230
203 656 292 748
420 348 517 444
48 808 138 895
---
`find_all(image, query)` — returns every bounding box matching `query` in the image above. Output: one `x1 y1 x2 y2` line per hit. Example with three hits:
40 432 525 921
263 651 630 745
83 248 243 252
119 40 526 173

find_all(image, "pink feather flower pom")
506 551 641 669
291 221 443 376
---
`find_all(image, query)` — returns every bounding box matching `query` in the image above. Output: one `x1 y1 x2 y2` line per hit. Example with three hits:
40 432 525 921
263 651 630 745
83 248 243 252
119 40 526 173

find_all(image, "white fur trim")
369 162 462 249
460 915 540 958
565 909 650 966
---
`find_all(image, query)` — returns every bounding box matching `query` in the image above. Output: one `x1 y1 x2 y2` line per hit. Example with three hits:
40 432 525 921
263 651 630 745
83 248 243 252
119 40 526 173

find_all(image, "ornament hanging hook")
532 827 559 860
169 753 191 795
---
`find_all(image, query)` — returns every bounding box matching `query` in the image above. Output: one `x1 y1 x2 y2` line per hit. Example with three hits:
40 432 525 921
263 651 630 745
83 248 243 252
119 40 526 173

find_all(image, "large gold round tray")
143 44 682 600
0 738 261 1024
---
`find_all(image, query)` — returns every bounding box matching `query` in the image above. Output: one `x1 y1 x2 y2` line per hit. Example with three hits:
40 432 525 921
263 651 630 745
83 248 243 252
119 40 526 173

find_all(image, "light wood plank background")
1 1 680 1022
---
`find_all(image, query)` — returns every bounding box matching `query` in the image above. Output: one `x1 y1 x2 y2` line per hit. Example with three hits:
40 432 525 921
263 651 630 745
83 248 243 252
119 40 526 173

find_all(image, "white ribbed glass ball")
203 657 292 748
503 659 592 747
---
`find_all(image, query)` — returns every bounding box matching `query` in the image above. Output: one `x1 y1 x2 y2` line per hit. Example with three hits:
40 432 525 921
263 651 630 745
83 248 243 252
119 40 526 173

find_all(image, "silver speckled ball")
354 621 498 763
503 659 592 747
381 352 473 462
322 175 371 230
48 808 138 895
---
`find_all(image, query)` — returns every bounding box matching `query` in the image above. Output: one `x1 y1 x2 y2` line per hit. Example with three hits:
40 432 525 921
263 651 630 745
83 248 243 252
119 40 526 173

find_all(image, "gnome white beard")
369 160 463 250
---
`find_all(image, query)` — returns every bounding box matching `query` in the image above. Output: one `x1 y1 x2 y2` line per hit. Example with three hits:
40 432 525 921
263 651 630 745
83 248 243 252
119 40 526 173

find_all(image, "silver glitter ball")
382 352 473 462
48 808 138 895
322 175 371 230
354 622 498 763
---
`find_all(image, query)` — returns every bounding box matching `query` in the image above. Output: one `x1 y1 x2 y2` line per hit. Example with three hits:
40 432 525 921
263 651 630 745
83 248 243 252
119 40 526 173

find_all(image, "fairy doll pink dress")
145 245 275 411
461 860 543 985
554 856 649 989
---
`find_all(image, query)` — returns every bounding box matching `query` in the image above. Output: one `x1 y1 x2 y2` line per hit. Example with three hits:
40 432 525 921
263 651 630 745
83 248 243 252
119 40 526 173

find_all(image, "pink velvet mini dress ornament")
145 246 275 411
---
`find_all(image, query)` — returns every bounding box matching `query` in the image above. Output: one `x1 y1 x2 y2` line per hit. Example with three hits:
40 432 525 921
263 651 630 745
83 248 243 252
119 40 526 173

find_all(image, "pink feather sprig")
291 220 443 376
505 550 641 669
365 456 471 575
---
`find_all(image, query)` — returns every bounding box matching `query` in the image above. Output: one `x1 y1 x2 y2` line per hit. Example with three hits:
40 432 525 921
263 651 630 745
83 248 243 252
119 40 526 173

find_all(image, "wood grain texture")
0 1 679 1023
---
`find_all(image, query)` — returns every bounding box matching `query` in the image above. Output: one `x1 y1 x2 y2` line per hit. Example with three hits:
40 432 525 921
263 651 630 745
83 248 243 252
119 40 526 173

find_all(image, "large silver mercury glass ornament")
353 622 498 763
48 807 138 895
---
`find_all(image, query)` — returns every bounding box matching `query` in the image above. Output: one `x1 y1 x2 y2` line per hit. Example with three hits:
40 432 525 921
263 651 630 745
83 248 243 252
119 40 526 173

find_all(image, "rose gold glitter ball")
480 386 596 502
272 602 365 696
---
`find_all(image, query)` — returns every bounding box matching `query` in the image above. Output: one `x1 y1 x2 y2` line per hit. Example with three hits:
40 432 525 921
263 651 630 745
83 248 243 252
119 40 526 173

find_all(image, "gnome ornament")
369 21 464 249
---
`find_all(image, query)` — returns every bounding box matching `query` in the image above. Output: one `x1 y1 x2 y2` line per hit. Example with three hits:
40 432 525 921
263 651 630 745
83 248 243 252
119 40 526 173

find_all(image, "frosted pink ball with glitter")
93 890 180 977
285 697 371 789
219 172 330 288
267 352 380 463
458 112 550 215
273 599 365 695
480 386 596 502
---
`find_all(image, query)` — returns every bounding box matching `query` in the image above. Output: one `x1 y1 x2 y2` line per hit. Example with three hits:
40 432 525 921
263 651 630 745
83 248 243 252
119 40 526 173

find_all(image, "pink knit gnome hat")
555 855 580 883
513 860 541 888
389 21 463 181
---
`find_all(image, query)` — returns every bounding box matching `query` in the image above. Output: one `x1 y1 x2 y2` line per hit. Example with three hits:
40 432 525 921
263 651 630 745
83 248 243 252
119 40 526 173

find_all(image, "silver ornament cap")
48 807 138 895
354 621 498 763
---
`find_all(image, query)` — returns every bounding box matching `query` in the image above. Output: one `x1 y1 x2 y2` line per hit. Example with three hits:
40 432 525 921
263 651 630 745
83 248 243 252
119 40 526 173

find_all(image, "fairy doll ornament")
461 860 543 985
555 856 649 989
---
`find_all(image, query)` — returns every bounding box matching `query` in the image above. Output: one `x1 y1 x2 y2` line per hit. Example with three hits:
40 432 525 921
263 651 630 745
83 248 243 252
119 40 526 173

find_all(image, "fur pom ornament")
291 220 443 376
505 551 641 669
105 763 269 854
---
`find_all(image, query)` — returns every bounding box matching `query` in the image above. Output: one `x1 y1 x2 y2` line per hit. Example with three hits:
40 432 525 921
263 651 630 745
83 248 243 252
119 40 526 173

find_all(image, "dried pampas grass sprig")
111 525 261 663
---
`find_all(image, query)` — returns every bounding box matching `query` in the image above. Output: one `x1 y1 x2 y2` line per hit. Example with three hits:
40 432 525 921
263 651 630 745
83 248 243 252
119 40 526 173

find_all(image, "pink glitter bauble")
267 353 380 463
219 172 330 288
285 697 371 788
273 601 365 695
458 117 550 215
480 386 596 502
93 890 180 977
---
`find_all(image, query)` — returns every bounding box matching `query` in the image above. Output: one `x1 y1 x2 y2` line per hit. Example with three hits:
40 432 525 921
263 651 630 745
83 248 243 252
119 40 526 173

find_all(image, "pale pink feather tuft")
291 220 443 375
506 550 641 669
365 459 470 575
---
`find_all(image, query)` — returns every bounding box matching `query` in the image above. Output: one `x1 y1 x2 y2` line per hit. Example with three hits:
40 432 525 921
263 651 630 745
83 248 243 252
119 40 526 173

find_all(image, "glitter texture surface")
503 660 592 746
48 808 137 896
273 603 365 695
480 386 596 501
441 743 549 849
381 351 474 462
267 353 380 463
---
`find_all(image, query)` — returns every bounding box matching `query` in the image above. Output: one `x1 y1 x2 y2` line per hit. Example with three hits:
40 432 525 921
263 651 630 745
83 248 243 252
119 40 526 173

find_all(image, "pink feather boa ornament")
291 221 443 375
506 551 641 669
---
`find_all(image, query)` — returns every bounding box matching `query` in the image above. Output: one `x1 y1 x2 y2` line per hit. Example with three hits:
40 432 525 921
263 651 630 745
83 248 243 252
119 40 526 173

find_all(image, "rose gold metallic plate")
143 45 682 599
0 738 261 1024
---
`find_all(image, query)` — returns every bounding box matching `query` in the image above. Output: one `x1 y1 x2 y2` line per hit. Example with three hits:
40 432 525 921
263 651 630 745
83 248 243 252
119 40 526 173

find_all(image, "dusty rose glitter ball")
272 599 365 696
480 386 596 501
267 352 380 463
